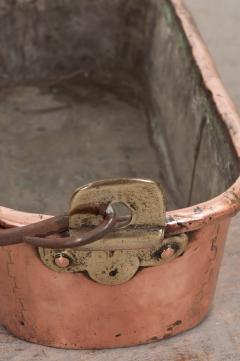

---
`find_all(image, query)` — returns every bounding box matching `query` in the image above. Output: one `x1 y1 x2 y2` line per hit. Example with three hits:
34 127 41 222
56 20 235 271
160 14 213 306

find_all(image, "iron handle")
0 204 131 248
0 214 69 246
0 179 189 285
25 205 118 248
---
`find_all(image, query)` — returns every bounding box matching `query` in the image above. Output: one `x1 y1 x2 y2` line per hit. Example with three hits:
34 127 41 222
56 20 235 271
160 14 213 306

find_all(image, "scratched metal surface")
0 0 240 360
0 216 239 361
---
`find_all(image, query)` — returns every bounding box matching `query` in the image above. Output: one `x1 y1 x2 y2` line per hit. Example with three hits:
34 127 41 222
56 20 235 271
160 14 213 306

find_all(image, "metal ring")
0 204 132 249
25 205 118 249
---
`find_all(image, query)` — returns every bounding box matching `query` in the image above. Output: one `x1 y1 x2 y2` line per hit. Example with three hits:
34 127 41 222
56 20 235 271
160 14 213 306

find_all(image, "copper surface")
0 218 230 349
0 0 239 350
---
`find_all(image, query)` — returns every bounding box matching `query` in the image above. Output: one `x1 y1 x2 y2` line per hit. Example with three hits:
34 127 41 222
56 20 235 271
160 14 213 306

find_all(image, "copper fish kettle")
0 0 240 350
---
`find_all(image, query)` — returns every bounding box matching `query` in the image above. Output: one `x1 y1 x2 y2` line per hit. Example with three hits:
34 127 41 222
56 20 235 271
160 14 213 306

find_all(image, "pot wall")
0 218 230 349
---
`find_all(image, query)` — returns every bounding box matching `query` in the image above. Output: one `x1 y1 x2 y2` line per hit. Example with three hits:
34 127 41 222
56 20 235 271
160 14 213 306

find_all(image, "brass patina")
39 179 188 285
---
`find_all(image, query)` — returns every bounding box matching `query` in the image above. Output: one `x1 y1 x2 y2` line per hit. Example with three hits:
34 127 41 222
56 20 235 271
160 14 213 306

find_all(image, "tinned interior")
0 0 238 213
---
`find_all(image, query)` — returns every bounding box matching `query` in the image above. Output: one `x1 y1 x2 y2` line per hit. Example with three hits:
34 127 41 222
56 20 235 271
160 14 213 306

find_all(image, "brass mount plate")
39 179 188 285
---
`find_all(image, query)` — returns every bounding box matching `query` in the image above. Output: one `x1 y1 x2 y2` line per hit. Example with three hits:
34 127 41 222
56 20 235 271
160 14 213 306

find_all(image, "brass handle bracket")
38 178 188 285
0 178 188 285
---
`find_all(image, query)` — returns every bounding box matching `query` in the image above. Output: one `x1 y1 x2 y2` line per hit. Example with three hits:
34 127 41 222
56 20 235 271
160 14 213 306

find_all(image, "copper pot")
0 0 239 349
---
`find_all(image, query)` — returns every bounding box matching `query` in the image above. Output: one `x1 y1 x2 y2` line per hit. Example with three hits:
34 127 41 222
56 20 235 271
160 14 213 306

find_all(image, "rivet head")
54 254 71 268
161 245 176 260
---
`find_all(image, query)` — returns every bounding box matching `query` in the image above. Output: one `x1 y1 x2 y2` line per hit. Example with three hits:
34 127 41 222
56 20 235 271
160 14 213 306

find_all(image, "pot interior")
0 0 238 213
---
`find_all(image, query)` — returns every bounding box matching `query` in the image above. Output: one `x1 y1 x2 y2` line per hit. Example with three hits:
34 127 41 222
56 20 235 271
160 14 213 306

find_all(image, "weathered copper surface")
0 0 239 350
0 217 230 349
1 213 239 359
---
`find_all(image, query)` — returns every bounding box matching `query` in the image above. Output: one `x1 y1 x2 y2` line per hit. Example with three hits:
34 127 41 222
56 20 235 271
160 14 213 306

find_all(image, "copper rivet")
161 246 175 260
54 254 71 268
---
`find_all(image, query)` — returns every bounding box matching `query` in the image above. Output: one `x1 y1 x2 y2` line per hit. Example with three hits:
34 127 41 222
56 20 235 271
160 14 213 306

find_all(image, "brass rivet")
54 254 71 268
161 246 176 260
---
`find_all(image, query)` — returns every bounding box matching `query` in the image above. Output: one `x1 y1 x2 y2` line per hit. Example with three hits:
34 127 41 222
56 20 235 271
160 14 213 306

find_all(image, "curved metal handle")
0 204 129 249
25 205 118 248
0 215 69 246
